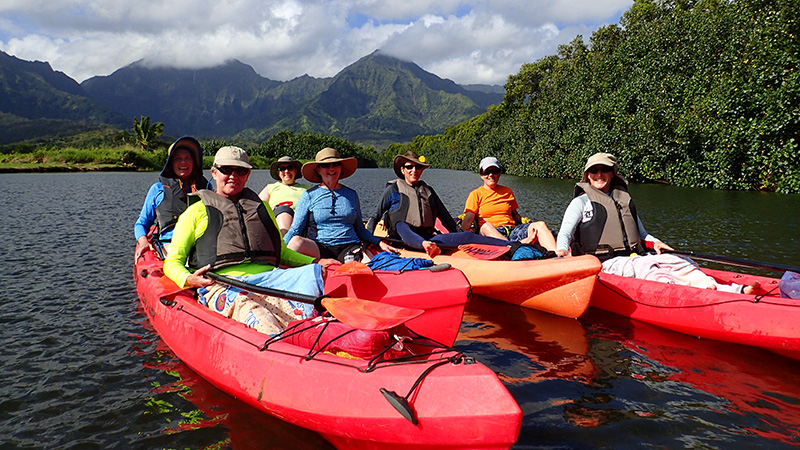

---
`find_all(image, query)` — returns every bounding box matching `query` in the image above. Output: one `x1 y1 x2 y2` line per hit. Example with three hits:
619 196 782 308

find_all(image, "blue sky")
0 0 633 85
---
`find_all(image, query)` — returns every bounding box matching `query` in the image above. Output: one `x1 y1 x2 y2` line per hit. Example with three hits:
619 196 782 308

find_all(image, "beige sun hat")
269 156 303 180
301 147 358 183
393 151 430 178
213 146 252 169
581 152 626 185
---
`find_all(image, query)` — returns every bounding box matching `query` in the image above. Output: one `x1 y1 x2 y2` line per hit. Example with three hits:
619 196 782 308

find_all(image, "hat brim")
393 155 430 178
302 158 358 183
270 159 303 180
214 158 252 169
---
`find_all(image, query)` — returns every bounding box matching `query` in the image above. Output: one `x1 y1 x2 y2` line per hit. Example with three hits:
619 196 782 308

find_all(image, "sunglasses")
587 165 613 174
318 162 342 168
214 165 250 176
277 165 295 171
403 164 424 171
481 167 501 175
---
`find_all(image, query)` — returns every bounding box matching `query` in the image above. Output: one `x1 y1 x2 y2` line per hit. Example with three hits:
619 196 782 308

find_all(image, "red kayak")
590 267 800 359
134 250 522 450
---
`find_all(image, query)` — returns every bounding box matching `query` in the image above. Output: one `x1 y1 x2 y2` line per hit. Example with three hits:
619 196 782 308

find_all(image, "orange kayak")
397 248 601 318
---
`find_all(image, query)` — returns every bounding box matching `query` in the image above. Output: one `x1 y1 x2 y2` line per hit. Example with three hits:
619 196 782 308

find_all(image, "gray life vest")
571 181 643 259
155 176 208 235
385 179 436 235
189 188 282 270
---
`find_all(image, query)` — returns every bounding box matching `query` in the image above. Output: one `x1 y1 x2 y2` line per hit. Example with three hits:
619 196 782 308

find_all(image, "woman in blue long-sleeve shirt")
284 148 397 262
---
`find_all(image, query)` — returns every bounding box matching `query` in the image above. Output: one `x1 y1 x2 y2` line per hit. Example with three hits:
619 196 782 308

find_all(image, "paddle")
206 272 424 331
667 250 800 274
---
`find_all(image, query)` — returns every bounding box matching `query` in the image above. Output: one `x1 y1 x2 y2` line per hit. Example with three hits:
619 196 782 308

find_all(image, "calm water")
1 169 799 449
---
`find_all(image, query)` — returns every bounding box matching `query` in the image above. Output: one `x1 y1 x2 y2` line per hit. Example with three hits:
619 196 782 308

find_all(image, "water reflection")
131 314 334 450
460 296 594 384
581 308 800 446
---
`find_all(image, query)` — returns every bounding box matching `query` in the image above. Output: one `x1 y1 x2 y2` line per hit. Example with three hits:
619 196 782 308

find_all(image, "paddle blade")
330 261 374 277
321 297 424 331
457 243 512 260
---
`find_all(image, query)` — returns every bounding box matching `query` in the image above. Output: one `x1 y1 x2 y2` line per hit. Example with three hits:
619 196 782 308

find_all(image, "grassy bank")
0 146 273 173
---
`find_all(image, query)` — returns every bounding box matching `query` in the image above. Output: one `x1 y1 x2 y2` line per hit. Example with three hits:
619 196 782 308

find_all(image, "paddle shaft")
669 250 800 273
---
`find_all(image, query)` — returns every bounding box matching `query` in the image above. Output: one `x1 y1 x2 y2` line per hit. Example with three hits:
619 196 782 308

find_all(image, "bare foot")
423 241 441 258
743 282 760 295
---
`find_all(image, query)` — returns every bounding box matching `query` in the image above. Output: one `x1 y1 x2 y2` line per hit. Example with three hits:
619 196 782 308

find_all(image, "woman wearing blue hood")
134 136 210 258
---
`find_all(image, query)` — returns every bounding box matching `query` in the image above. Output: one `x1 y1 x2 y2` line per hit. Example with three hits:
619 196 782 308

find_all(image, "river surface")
1 169 799 449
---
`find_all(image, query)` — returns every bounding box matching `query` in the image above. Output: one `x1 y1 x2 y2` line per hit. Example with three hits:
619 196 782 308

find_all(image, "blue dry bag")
779 271 800 299
367 251 434 272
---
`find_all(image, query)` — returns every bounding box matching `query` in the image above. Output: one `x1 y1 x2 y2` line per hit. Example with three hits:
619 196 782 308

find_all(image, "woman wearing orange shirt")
461 156 557 251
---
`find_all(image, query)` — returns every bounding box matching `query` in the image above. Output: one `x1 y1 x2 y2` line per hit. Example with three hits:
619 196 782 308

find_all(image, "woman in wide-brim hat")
259 156 309 235
284 148 397 262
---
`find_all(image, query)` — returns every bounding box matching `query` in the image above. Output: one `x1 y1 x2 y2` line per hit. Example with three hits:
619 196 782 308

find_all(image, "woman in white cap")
556 152 758 293
461 156 557 251
258 156 309 235
284 147 397 262
163 146 338 335
367 151 515 258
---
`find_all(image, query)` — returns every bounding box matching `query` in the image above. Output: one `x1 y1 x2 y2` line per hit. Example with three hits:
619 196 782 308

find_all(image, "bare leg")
287 236 321 259
275 212 293 236
480 222 507 240
523 221 557 251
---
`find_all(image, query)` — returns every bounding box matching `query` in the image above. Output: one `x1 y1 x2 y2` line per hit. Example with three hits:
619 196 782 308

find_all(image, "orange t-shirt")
464 185 518 228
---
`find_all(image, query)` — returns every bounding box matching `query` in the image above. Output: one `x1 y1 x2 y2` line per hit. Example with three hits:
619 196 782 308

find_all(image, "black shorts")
273 205 294 217
317 242 363 263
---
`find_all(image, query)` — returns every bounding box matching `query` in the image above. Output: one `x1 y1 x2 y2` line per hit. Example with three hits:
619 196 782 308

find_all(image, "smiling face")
277 164 297 185
586 164 614 193
401 163 424 186
316 162 342 188
211 165 250 198
480 166 501 189
170 148 195 181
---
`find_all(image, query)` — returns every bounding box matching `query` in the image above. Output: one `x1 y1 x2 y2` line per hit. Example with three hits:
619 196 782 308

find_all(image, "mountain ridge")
0 50 504 148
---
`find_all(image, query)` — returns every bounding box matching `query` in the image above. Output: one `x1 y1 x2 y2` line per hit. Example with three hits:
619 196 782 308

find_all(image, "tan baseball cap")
213 146 252 169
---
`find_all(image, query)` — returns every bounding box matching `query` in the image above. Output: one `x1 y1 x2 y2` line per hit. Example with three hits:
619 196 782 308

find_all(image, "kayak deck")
397 249 601 318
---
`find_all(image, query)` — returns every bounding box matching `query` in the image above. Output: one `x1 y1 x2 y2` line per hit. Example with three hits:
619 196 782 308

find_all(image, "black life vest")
155 175 209 235
189 188 282 270
385 179 436 236
571 181 643 259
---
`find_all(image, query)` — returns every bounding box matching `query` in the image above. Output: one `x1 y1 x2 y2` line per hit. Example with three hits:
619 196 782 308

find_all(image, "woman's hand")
651 241 674 254
378 240 399 254
422 240 441 258
135 235 152 259
185 264 214 288
556 249 569 257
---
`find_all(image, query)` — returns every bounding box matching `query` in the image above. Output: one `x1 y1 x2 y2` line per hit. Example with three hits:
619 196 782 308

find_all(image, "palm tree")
133 115 165 151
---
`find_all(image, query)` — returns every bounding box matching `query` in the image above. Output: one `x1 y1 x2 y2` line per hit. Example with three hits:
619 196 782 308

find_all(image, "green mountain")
257 52 497 147
0 51 127 145
1 50 503 148
80 51 503 147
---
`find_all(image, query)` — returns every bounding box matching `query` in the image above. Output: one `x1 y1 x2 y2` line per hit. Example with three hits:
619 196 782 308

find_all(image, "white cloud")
0 0 632 84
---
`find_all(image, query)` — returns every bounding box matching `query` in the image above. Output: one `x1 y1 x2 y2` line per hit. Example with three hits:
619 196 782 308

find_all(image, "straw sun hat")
301 148 358 183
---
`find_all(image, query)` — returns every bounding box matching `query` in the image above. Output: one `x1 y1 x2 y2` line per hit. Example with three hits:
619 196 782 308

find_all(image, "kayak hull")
590 268 800 358
134 252 522 449
398 250 601 318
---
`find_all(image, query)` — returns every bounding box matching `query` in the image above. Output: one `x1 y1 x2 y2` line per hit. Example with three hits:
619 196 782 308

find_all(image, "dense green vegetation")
388 0 799 193
0 129 380 172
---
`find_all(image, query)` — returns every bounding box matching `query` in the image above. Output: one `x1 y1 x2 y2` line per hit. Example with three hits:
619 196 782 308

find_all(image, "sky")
0 0 633 86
